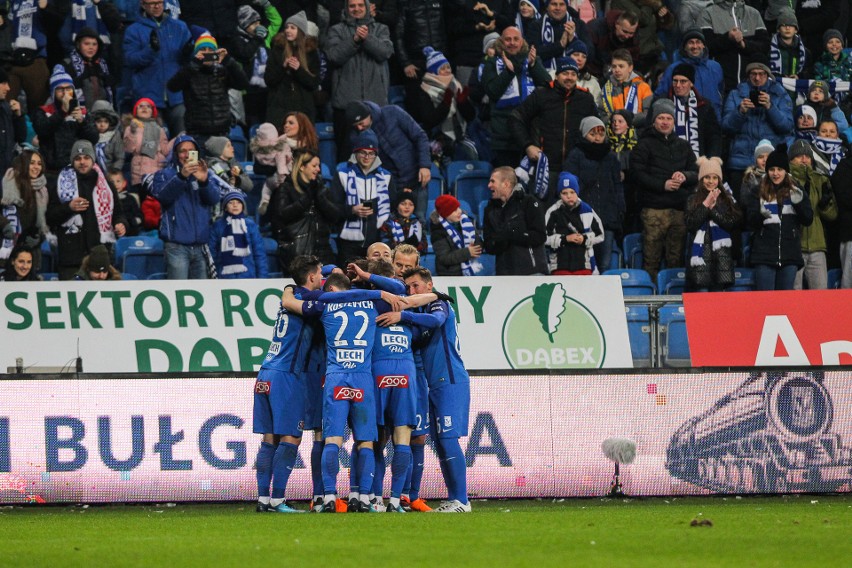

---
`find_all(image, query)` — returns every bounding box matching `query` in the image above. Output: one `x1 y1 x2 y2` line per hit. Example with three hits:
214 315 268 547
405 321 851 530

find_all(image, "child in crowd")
90 100 124 173
768 10 808 81
813 119 847 175
380 191 427 254
806 80 848 132
514 0 542 49
209 191 268 278
684 157 742 291
429 194 481 276
205 136 253 193
600 49 653 122
544 172 603 275
123 98 170 190
814 29 852 83
789 104 818 145
250 122 289 179
608 109 638 233
741 139 774 203
107 169 142 237
139 174 162 232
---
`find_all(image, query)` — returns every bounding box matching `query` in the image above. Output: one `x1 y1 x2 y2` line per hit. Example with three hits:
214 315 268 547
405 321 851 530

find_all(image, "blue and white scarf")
68 50 113 105
250 46 268 89
438 212 482 276
339 165 391 242
781 77 851 104
11 0 47 52
576 201 598 274
540 14 569 72
0 204 19 260
494 56 534 109
675 91 700 158
71 0 111 45
761 196 795 225
813 136 845 174
769 33 806 77
515 2 541 34
220 214 250 275
602 79 639 115
690 184 735 266
388 215 423 246
519 153 550 200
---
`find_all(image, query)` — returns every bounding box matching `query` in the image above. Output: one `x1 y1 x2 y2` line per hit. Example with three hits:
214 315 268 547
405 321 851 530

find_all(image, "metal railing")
623 295 686 368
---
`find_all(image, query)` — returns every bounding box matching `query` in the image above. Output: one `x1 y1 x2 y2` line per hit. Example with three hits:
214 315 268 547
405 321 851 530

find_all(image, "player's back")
420 300 470 387
373 323 414 363
321 299 379 375
260 302 315 374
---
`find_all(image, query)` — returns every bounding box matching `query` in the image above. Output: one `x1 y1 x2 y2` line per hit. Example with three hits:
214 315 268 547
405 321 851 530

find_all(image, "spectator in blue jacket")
123 0 191 136
655 29 724 121
345 100 432 221
151 133 228 279
722 62 794 195
209 191 268 278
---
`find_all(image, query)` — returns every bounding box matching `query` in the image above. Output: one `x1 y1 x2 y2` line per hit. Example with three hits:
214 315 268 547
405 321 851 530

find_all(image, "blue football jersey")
303 297 380 374
260 287 315 374
402 300 470 388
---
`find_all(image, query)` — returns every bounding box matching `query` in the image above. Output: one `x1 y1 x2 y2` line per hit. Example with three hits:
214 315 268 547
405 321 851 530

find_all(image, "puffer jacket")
629 127 698 210
325 8 394 109
393 0 447 71
123 11 192 108
684 189 742 288
722 79 794 171
32 103 99 173
269 173 340 266
150 134 225 245
743 178 814 268
483 187 548 275
429 210 476 277
167 56 249 136
563 139 625 229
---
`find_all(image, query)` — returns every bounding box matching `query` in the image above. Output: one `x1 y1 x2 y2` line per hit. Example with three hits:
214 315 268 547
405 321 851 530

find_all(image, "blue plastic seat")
123 249 165 279
229 125 248 162
428 164 444 202
39 272 59 281
316 123 336 170
657 268 687 295
115 235 164 266
40 239 55 273
388 85 406 108
248 123 260 141
625 305 651 367
147 272 167 280
659 304 690 367
263 237 279 274
476 253 496 276
445 160 492 188
420 254 436 274
454 170 491 207
609 240 623 271
477 199 489 228
828 268 842 289
729 267 755 292
740 230 752 267
603 268 656 295
321 162 332 183
121 273 138 280
622 232 642 269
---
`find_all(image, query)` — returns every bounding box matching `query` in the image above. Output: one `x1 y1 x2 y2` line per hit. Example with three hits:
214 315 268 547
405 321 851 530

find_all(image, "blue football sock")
322 443 340 495
348 442 360 494
441 437 467 504
356 447 376 496
270 442 298 499
409 443 426 501
372 446 386 497
390 445 412 499
310 441 324 497
402 453 413 496
255 442 276 498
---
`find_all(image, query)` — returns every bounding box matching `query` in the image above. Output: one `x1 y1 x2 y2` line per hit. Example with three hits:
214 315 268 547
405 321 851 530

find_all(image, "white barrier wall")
1 370 849 503
0 276 632 372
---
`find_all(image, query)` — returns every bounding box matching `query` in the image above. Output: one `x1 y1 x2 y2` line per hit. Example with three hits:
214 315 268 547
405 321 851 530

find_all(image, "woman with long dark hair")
0 244 41 281
744 145 814 291
269 150 340 273
1 149 48 271
265 11 321 127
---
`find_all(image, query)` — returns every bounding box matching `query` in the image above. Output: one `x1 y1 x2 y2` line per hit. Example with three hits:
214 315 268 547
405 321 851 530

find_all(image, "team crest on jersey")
333 387 364 401
377 375 409 388
444 416 453 429
298 420 304 431
254 381 270 394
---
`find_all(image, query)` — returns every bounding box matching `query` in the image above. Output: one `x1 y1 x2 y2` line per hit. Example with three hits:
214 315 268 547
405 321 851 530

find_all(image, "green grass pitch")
3 495 851 567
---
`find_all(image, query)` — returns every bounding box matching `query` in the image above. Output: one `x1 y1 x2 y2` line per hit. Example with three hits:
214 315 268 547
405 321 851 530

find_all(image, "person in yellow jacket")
600 48 652 122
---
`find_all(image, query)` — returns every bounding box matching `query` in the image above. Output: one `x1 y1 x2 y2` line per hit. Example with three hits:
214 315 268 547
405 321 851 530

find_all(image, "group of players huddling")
252 245 472 513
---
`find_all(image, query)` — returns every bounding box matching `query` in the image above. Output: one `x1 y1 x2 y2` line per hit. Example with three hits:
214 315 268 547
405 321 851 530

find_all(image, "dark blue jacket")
722 79 794 171
123 10 191 108
563 140 625 229
151 134 225 245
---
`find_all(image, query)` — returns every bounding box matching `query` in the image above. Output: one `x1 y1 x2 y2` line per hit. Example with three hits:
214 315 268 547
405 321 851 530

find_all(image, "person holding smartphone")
332 129 393 265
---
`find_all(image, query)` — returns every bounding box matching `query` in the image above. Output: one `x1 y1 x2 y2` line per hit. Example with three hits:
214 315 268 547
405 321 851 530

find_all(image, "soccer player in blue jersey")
252 256 326 513
389 266 473 513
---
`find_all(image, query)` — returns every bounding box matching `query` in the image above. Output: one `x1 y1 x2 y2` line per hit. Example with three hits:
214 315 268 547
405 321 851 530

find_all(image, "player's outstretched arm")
403 293 439 308
281 287 305 315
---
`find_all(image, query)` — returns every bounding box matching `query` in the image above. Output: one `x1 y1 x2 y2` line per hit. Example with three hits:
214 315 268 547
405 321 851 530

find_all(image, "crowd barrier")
1 369 850 504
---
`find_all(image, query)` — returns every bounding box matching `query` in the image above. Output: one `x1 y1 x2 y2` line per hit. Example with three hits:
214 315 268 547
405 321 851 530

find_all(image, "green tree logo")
501 283 606 369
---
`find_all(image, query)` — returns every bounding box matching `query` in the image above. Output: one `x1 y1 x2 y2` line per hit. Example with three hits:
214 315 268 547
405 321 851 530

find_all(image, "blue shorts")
322 371 377 441
413 363 430 436
429 382 470 439
252 368 306 437
303 371 324 431
374 359 417 429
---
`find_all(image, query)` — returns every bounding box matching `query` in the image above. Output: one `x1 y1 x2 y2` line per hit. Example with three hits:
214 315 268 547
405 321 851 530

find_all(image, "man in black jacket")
510 56 598 201
482 165 548 275
656 63 722 160
0 70 27 174
629 98 698 281
393 0 447 83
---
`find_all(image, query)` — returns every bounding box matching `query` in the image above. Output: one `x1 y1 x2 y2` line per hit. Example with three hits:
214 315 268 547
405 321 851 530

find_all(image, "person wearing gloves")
230 3 282 127
208 191 268 278
743 143 814 291
544 171 604 275
787 140 838 290
429 194 482 277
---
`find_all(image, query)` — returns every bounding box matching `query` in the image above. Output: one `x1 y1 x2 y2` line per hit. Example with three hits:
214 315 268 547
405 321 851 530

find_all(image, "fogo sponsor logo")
333 387 364 401
377 375 409 388
254 381 271 394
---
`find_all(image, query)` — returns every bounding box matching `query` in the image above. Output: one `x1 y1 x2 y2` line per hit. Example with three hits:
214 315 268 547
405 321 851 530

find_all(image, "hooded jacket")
789 162 838 253
150 134 225 245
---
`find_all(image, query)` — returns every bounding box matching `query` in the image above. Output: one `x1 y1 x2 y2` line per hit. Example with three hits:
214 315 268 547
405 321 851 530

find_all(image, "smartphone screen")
187 150 198 164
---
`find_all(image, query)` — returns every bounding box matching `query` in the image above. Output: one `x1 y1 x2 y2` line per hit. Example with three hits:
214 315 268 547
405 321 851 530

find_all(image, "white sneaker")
370 498 387 513
432 499 472 513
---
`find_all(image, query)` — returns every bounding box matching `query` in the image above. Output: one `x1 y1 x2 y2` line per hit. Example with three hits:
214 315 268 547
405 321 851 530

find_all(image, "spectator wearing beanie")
230 3 281 128
630 98 698 282
788 139 837 290
74 244 123 281
33 65 99 175
205 136 253 193
685 156 742 292
795 0 844 57
767 10 809 81
741 138 774 203
61 26 116 111
430 193 483 276
514 0 543 50
806 80 849 133
656 62 722 160
393 0 450 85
655 29 724 121
814 29 852 82
90 100 125 173
123 97 169 187
380 190 427 254
265 10 321 127
208 190 268 279
567 41 601 109
544 171 604 275
536 0 591 76
332 128 393 265
743 143 813 291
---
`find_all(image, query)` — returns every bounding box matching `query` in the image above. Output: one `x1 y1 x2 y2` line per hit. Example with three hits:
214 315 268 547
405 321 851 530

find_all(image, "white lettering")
820 340 852 365
515 347 599 367
755 315 809 365
336 349 365 364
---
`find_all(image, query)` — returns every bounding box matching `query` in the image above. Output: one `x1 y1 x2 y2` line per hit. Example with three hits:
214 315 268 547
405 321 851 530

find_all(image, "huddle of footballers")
252 245 473 513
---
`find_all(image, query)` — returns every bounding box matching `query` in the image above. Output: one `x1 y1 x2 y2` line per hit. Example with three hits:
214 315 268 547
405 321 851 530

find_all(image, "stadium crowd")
2 0 852 290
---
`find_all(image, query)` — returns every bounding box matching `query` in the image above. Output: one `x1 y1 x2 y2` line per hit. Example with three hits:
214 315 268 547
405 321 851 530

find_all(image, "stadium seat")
147 272 167 280
121 273 138 280
828 268 842 289
263 237 279 274
729 267 755 292
388 85 406 108
609 240 623 271
603 268 656 295
123 249 165 279
454 170 491 207
477 199 489 228
321 162 332 184
657 268 687 295
115 235 164 266
622 232 642 269
659 304 690 367
245 174 266 217
625 305 651 367
248 123 260 141
240 161 254 175
228 125 248 162
316 123 336 170
477 254 496 276
445 160 491 188
420 254 436 274
39 272 59 281
40 239 55 273
740 230 752 267
428 163 444 201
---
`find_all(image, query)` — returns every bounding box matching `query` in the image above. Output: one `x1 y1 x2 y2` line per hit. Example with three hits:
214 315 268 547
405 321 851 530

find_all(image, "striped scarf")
769 33 806 77
518 153 549 200
11 0 46 52
576 201 598 274
339 165 391 242
494 56 534 109
56 163 115 243
690 185 735 267
540 14 569 72
68 50 113 105
674 91 700 158
0 204 19 260
71 0 111 45
388 214 423 247
761 196 795 225
438 212 481 276
812 136 845 175
602 79 639 115
220 214 250 275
